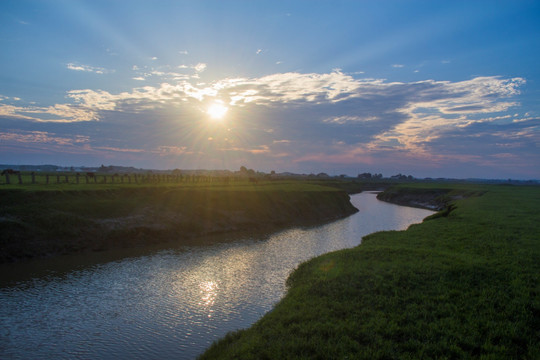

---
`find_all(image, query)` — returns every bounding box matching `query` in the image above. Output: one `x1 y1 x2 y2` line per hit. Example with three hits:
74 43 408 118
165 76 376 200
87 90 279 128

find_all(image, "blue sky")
1 0 539 179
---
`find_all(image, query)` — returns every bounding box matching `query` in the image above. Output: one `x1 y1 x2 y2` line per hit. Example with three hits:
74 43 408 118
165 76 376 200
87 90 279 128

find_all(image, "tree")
358 172 372 179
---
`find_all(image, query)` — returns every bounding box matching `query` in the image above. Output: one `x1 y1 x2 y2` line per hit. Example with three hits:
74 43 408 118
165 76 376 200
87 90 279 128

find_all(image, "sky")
1 0 539 179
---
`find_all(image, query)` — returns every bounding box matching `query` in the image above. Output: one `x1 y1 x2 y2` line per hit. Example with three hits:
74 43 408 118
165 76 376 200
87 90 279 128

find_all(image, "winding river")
0 192 433 359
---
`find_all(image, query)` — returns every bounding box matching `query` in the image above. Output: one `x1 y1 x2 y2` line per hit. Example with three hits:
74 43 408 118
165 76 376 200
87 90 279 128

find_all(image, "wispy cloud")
0 102 98 122
323 116 378 124
130 63 207 82
66 63 111 74
0 130 193 158
193 63 207 72
94 146 146 153
218 145 271 155
156 146 191 156
218 70 365 105
368 76 526 154
0 130 89 145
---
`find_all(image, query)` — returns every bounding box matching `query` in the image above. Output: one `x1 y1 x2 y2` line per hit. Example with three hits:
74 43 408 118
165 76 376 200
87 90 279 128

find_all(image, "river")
0 192 433 359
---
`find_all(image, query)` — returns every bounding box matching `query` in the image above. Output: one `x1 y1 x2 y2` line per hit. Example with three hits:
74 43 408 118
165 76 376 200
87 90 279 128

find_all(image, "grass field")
0 181 357 262
200 184 540 359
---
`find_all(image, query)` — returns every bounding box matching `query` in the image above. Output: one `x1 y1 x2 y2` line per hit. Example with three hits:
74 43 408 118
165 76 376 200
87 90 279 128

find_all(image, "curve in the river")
0 193 433 360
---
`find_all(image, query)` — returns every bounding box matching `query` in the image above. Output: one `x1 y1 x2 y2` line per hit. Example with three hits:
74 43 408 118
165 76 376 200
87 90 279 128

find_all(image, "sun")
207 102 228 120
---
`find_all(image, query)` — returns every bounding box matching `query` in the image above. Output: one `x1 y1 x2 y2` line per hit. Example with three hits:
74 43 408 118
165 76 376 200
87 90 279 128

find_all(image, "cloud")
156 146 191 156
0 95 21 101
148 70 191 80
130 63 206 82
0 129 197 158
0 102 98 122
219 70 366 105
70 83 212 112
2 69 531 176
425 118 540 171
193 63 207 72
67 89 118 111
392 64 404 68
360 76 525 153
3 72 526 143
0 103 36 120
66 63 110 74
94 146 146 153
218 145 271 155
323 115 378 124
0 130 89 146
256 49 263 55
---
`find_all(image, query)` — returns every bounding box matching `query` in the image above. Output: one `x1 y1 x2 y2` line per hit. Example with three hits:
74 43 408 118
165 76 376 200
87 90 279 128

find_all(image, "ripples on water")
0 193 433 359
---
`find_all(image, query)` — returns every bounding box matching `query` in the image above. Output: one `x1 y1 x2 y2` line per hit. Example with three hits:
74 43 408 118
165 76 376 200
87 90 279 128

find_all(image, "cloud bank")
1 70 536 177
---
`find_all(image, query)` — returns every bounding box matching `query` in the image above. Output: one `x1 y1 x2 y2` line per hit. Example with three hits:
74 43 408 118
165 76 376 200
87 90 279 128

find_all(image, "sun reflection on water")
198 280 219 316
0 194 436 359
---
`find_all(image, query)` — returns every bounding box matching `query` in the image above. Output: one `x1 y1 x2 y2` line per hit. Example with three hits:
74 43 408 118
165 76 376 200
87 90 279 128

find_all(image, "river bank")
0 183 358 263
200 184 540 359
375 184 487 211
1 192 435 359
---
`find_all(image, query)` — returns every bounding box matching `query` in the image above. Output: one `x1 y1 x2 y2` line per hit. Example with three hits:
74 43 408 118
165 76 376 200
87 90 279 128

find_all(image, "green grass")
0 182 355 262
200 184 540 359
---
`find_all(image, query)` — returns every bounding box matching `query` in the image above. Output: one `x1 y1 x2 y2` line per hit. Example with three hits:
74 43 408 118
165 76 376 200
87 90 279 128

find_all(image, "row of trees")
357 172 384 179
358 172 414 180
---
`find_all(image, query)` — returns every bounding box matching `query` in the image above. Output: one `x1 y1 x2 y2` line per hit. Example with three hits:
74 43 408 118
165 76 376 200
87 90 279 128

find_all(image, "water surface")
0 193 433 359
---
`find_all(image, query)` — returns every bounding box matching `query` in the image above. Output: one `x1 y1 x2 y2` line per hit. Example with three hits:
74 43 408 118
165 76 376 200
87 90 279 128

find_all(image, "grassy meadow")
200 184 540 359
0 180 358 262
